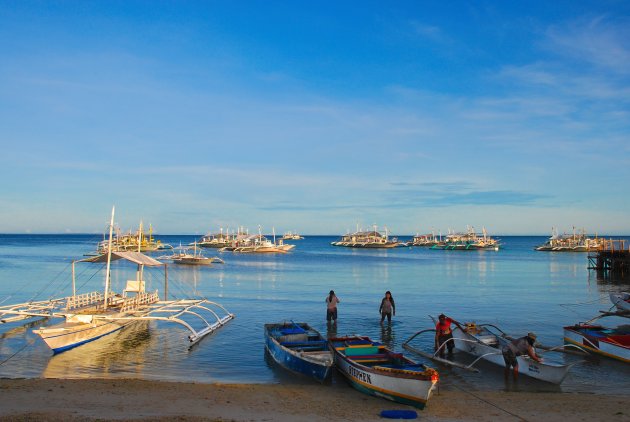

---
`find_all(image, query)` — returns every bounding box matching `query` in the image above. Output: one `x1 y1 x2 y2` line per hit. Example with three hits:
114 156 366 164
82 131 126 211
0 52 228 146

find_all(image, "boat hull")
330 242 400 248
452 327 571 383
610 293 630 312
35 318 132 354
173 257 213 265
563 324 630 363
330 336 438 409
264 323 333 382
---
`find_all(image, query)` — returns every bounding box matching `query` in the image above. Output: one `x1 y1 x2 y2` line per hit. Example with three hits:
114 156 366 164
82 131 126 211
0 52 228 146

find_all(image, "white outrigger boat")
0 207 234 354
158 242 224 266
403 321 576 384
563 309 630 363
610 292 630 312
231 227 295 253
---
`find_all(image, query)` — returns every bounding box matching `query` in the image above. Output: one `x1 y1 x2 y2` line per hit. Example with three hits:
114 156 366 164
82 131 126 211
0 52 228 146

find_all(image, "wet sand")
0 378 629 421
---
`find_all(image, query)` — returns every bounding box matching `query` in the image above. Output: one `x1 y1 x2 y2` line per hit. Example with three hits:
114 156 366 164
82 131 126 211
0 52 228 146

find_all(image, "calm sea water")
1 234 629 394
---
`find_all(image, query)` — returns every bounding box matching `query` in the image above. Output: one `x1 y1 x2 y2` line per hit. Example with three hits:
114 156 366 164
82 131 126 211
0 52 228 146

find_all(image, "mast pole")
71 261 76 298
137 220 143 287
104 206 115 310
164 264 168 301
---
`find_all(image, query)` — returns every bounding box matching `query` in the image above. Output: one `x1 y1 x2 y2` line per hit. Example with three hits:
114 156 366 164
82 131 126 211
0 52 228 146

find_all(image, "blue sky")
1 1 629 235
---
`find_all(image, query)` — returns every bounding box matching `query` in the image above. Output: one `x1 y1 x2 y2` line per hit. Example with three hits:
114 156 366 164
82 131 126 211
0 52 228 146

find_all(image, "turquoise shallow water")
1 234 629 394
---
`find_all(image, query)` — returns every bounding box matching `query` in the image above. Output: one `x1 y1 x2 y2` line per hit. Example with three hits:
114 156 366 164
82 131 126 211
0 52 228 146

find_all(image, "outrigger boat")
610 292 630 312
282 231 304 240
231 227 295 253
431 227 500 251
96 221 172 253
564 310 630 363
159 243 224 266
0 207 234 354
331 225 402 248
194 228 245 248
535 227 603 252
403 321 575 384
406 231 441 247
264 322 333 382
329 335 438 409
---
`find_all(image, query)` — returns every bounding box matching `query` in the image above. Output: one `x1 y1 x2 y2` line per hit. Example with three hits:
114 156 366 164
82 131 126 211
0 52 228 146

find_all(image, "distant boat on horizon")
331 225 402 248
535 227 602 252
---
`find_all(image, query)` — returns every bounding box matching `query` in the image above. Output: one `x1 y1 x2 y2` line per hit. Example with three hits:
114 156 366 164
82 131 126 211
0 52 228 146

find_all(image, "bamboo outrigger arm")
479 323 588 356
89 298 235 347
402 329 481 373
0 298 67 324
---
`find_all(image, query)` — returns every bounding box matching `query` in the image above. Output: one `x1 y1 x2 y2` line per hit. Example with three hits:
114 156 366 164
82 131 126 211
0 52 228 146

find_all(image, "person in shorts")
501 332 543 380
325 290 340 323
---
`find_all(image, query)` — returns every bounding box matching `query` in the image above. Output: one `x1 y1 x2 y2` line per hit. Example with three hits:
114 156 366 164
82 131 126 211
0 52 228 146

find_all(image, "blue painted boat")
264 322 333 382
330 335 439 409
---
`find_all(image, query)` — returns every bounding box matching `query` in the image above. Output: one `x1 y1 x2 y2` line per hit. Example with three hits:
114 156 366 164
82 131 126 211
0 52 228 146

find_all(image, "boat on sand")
264 322 333 382
329 335 438 409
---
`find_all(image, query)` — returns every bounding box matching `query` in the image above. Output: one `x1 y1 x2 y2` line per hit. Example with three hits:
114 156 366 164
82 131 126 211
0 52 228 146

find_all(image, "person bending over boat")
326 290 340 324
434 314 462 357
379 291 396 324
501 332 543 380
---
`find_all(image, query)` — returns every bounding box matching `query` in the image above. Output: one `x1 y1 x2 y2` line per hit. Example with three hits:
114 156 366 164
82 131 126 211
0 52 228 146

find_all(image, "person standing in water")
325 290 340 324
501 332 543 380
434 314 463 357
379 291 395 324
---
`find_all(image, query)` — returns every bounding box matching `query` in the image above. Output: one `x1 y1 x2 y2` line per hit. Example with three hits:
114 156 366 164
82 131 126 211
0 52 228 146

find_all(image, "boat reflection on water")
380 324 396 350
42 320 153 378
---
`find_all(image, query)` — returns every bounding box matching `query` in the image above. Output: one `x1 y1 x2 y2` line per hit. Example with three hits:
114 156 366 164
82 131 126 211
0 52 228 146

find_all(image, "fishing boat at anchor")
331 225 402 248
96 222 172 253
230 227 295 253
282 231 304 240
264 322 333 382
194 228 246 248
535 227 603 252
403 321 575 384
329 335 438 409
406 232 440 247
431 227 500 251
564 311 630 363
159 243 224 266
0 207 234 354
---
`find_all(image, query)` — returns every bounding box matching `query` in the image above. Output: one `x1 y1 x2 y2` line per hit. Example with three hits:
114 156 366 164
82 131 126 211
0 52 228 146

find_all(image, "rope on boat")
26 261 74 302
52 262 103 300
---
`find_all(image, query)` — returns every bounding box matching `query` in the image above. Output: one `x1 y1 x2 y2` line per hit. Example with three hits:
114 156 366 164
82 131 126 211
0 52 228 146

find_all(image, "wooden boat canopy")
80 251 164 266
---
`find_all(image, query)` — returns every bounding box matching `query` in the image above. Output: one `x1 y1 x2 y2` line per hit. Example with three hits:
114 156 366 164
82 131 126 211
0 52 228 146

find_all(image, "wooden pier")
588 239 630 273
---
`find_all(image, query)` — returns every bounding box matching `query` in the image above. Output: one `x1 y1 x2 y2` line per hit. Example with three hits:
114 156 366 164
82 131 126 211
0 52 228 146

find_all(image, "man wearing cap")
434 314 462 357
501 332 543 380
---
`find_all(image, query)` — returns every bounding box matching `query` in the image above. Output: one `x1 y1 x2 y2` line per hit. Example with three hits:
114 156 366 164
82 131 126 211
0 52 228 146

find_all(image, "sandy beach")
0 378 628 422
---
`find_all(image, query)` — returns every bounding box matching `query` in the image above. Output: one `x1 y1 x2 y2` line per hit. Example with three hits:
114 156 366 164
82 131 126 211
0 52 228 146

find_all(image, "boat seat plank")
347 353 388 360
280 340 327 347
292 346 328 351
